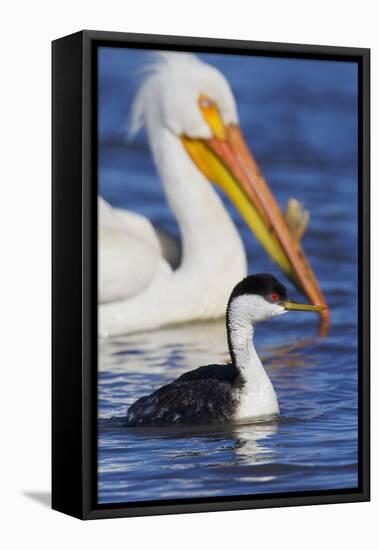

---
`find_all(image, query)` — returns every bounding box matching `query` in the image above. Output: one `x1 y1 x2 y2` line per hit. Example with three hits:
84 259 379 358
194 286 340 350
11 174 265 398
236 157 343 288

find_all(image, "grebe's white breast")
235 374 279 421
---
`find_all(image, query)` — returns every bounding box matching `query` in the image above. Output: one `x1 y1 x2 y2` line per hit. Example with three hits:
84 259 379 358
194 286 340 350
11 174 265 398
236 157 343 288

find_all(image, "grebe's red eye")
271 293 279 302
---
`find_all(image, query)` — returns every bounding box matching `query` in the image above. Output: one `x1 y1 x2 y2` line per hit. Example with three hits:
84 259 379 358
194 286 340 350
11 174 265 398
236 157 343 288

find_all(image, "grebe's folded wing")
126 376 238 427
175 363 239 384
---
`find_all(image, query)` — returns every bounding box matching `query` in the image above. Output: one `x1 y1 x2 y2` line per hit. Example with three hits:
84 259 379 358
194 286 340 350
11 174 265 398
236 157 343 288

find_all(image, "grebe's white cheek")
229 295 288 325
263 302 287 321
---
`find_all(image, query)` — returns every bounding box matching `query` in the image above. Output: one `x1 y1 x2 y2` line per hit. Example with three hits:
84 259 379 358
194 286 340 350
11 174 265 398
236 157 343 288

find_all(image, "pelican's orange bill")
181 123 330 336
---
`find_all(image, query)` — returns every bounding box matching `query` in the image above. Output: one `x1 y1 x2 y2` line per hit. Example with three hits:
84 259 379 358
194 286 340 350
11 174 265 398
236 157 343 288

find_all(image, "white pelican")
99 53 329 337
125 274 325 426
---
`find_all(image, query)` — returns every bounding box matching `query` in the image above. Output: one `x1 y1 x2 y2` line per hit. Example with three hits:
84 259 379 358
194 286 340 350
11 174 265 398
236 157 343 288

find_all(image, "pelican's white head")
129 52 238 140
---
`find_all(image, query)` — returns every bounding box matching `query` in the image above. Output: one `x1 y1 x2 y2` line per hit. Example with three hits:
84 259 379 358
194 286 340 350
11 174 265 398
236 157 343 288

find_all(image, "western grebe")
125 274 324 427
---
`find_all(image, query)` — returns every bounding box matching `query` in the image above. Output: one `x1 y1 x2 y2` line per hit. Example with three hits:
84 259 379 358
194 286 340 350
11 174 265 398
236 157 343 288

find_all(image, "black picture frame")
52 30 370 520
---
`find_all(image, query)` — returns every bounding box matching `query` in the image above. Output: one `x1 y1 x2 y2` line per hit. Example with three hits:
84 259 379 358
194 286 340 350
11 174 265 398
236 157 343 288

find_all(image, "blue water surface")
98 47 358 504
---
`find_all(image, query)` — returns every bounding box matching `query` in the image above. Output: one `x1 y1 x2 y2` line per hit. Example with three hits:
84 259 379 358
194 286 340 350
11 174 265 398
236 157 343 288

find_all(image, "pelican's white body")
99 53 247 336
228 295 284 419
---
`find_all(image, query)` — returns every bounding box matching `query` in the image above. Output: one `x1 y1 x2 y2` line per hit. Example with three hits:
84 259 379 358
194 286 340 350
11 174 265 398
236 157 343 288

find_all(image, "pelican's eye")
198 94 226 140
270 293 279 302
199 96 212 109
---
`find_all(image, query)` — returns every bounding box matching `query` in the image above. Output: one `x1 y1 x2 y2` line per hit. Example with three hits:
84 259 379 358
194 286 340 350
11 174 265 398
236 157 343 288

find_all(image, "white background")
0 1 376 548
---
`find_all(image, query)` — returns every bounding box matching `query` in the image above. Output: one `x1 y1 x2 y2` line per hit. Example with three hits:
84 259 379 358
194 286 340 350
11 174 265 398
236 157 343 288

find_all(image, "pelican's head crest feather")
128 52 238 140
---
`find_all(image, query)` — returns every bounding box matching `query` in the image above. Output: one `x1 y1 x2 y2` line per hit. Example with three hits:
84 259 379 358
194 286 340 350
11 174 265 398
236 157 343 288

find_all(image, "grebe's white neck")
227 300 266 383
227 294 281 419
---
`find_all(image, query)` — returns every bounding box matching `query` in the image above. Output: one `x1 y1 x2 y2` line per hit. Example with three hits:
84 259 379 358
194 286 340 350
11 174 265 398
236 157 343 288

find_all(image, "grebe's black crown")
229 274 288 304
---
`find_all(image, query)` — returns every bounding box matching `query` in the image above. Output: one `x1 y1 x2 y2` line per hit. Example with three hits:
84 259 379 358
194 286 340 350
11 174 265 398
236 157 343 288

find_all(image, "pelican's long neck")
148 127 246 270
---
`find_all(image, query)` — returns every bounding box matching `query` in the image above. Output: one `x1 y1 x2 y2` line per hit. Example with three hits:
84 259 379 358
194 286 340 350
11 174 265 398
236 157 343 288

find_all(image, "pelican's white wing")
99 197 167 303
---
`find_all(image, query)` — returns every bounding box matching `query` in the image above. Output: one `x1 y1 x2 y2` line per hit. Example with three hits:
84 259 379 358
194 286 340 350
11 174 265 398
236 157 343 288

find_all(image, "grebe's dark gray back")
125 274 324 427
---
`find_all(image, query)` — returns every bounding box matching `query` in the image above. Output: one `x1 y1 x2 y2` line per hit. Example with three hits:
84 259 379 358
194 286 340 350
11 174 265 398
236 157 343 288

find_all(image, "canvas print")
97 47 358 505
